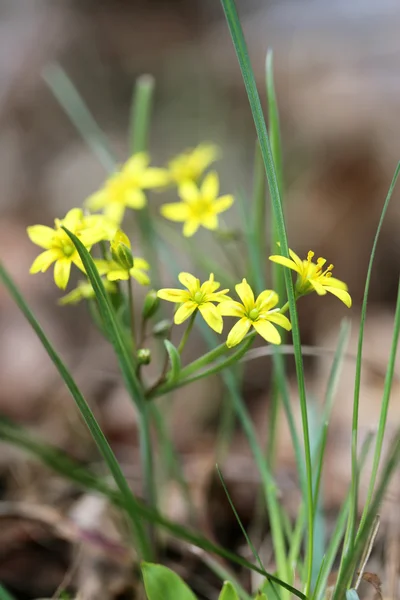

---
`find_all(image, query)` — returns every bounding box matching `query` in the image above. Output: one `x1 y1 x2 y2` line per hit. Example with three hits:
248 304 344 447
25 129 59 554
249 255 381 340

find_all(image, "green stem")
177 312 197 354
127 279 136 355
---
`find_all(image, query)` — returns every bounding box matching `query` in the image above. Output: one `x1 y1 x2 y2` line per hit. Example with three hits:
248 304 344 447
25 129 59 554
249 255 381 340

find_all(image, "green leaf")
0 585 15 600
220 1 314 593
164 339 181 384
141 563 197 600
0 262 151 560
218 581 240 600
255 595 268 600
62 227 156 516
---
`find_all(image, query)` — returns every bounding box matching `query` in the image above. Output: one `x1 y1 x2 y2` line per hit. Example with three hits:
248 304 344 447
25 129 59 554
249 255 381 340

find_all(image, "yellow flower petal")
85 190 108 211
214 195 234 214
256 290 279 311
104 203 126 225
174 301 197 324
235 279 255 312
157 288 190 303
226 317 251 348
62 208 83 232
54 258 72 290
125 189 147 210
134 257 150 271
269 255 301 273
199 302 223 333
30 249 59 273
288 248 303 270
178 272 199 295
160 202 190 222
219 300 245 317
27 225 55 249
319 276 348 291
310 280 327 296
202 214 218 230
264 312 292 331
123 152 150 175
183 220 199 237
201 171 219 199
253 319 281 345
324 286 352 308
130 267 150 286
107 269 130 281
179 181 199 204
140 168 170 188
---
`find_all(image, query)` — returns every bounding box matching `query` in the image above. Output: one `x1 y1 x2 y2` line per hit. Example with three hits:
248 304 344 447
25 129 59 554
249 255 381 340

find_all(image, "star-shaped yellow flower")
86 152 169 224
157 272 230 333
59 278 117 305
219 279 291 348
269 248 352 307
168 143 220 186
27 208 108 289
160 172 234 237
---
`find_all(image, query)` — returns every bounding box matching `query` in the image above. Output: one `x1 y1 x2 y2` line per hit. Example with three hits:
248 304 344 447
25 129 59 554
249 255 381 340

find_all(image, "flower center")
194 291 204 304
63 243 75 257
191 199 212 218
249 308 259 321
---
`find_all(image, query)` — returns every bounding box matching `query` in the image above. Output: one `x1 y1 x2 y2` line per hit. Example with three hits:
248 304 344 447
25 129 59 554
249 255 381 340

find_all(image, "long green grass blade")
43 64 117 172
0 263 151 559
62 228 156 521
0 585 15 600
357 279 400 533
340 162 400 573
221 1 314 592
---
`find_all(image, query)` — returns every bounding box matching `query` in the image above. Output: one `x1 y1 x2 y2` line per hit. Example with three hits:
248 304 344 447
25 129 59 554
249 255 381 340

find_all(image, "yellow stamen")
307 251 315 262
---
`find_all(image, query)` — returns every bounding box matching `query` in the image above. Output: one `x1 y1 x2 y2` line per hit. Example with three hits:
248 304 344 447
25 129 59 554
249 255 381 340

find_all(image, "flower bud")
152 319 172 338
137 348 151 365
142 290 160 320
110 230 134 270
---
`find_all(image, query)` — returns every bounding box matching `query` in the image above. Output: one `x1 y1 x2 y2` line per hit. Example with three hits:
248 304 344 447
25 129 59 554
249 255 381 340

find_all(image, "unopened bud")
152 319 172 338
142 290 160 320
137 348 151 365
110 230 134 270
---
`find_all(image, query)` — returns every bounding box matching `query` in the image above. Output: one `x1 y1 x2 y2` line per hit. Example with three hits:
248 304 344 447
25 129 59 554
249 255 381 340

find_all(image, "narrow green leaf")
164 340 182 384
130 75 155 155
357 279 400 532
0 418 303 598
220 2 314 592
141 563 197 600
0 262 151 560
341 162 400 575
63 227 156 515
218 581 240 600
43 64 117 172
0 585 15 600
265 50 283 197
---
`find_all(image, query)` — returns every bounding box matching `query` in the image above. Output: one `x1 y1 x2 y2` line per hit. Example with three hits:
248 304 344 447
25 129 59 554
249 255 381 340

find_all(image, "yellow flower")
157 272 230 333
269 248 352 308
59 278 117 305
85 152 169 224
219 279 292 348
168 143 220 186
27 208 107 290
95 231 150 285
160 171 234 237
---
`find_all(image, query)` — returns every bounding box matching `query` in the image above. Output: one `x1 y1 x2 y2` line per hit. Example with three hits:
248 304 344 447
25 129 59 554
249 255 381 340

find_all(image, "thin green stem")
127 279 136 355
177 312 197 354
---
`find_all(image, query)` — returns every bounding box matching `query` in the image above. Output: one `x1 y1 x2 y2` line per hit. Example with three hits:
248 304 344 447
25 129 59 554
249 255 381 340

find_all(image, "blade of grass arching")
250 145 267 293
0 418 304 599
339 162 400 574
220 1 314 593
332 427 400 599
43 64 117 173
129 75 161 287
63 228 156 522
0 585 15 600
313 431 374 600
266 50 283 199
357 279 400 534
0 263 151 560
216 466 282 600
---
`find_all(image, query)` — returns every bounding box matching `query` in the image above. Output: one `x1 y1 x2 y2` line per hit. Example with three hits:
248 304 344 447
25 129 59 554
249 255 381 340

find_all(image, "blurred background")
1 0 400 597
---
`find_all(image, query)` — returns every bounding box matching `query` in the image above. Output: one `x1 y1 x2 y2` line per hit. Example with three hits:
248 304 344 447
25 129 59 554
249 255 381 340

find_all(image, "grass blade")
43 64 117 172
357 279 400 532
340 162 400 574
0 263 151 559
220 1 314 592
62 228 157 525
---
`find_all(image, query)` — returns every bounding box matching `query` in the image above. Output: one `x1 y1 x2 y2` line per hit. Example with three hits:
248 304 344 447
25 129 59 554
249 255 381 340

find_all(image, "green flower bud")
111 243 134 270
152 319 172 338
142 290 160 320
137 348 151 365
